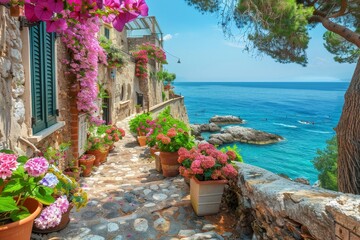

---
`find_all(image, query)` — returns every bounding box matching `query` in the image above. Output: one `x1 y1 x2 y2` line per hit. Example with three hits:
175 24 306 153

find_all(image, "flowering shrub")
47 165 88 211
155 128 194 153
3 0 148 124
34 195 69 230
5 0 149 32
133 43 167 80
99 36 126 69
0 152 56 223
105 125 126 143
129 112 153 135
178 143 238 181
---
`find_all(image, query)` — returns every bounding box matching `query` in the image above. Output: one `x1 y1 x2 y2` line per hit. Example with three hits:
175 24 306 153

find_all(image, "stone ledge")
232 163 360 240
28 121 65 143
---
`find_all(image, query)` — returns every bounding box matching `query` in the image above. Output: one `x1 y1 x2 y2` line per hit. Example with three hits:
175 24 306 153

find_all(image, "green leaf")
17 156 28 164
0 149 14 154
2 180 24 193
33 187 55 205
0 197 18 213
10 210 30 221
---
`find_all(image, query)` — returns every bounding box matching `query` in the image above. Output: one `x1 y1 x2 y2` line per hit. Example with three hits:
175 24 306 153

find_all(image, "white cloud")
163 34 173 41
223 41 245 49
163 33 179 41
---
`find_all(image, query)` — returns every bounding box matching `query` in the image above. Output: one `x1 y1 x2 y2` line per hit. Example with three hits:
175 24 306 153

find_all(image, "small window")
104 27 110 39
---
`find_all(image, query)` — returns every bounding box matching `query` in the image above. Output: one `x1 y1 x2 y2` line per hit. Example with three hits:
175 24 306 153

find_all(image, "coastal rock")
209 115 243 125
208 126 283 146
190 123 221 137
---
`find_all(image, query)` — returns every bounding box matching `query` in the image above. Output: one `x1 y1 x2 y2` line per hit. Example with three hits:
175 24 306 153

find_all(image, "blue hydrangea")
39 173 59 188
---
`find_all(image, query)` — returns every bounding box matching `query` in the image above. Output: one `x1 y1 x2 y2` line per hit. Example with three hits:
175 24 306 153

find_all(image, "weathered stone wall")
150 96 189 125
0 7 72 165
226 163 360 240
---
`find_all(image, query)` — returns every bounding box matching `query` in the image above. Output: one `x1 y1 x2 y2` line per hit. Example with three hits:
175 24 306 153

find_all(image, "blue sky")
146 0 355 82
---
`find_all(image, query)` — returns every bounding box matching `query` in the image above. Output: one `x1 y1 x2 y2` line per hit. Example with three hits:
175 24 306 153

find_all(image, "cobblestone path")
31 116 239 240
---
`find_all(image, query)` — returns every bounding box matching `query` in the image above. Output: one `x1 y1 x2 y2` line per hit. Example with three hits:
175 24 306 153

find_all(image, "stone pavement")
31 116 240 240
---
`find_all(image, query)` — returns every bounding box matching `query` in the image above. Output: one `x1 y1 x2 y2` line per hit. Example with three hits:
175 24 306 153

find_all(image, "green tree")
184 0 360 194
312 136 338 191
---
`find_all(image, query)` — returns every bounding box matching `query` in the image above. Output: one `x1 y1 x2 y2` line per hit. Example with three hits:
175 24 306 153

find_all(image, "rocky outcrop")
190 123 221 137
208 126 283 145
209 115 243 125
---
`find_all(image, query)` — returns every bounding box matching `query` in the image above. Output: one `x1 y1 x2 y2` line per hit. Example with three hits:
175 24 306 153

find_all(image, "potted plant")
33 165 88 233
135 104 142 113
63 158 80 181
0 151 58 240
155 127 194 177
129 112 153 146
178 143 238 216
86 125 113 165
105 125 125 151
43 142 71 171
78 154 96 177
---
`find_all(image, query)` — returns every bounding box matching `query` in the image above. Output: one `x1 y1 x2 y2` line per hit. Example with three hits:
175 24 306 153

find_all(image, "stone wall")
150 96 189 125
226 163 360 240
0 7 73 165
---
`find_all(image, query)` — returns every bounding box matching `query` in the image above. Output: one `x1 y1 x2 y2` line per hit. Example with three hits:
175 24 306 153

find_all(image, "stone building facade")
0 7 168 167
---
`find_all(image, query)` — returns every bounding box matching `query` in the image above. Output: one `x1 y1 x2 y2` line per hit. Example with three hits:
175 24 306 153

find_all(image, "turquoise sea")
174 82 348 184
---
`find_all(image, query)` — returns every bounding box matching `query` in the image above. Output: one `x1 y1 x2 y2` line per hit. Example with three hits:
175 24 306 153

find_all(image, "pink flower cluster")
4 0 148 33
133 43 167 80
34 195 70 230
178 143 238 181
61 17 106 124
24 157 49 177
0 153 19 180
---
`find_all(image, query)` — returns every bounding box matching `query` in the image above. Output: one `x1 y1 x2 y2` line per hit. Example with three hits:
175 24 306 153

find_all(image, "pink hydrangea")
217 153 229 164
0 153 19 180
201 156 216 169
55 195 70 214
221 164 238 179
211 169 222 180
24 157 49 177
226 151 237 161
166 128 177 138
161 136 171 144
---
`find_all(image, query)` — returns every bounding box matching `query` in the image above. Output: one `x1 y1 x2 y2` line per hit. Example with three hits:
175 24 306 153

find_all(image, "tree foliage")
312 136 338 191
184 0 360 65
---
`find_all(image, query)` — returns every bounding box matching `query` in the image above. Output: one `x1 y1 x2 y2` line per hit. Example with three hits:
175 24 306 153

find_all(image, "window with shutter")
30 22 57 134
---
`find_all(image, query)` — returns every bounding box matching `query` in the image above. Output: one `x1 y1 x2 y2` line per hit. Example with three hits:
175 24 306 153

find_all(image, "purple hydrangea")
24 157 49 177
34 196 69 229
39 173 59 188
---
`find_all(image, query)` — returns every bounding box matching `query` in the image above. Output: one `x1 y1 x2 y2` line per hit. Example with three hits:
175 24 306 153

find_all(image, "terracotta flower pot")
150 145 159 158
0 198 42 240
32 204 73 233
79 154 95 177
137 136 147 147
190 177 228 216
159 151 180 177
86 147 108 166
10 5 23 17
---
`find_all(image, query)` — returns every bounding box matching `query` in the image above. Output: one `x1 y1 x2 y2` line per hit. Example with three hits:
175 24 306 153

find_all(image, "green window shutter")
44 30 56 127
104 27 110 39
30 22 56 134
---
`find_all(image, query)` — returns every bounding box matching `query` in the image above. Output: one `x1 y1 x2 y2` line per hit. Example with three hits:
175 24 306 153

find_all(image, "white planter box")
190 177 227 216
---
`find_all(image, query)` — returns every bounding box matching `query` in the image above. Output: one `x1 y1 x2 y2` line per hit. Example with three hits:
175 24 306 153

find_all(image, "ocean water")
174 82 348 183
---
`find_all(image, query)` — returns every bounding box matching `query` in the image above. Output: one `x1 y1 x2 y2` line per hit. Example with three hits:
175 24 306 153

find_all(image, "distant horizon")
175 80 351 83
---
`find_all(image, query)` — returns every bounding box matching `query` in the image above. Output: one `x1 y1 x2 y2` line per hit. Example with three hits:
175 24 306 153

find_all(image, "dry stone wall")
226 163 360 240
150 96 189 125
